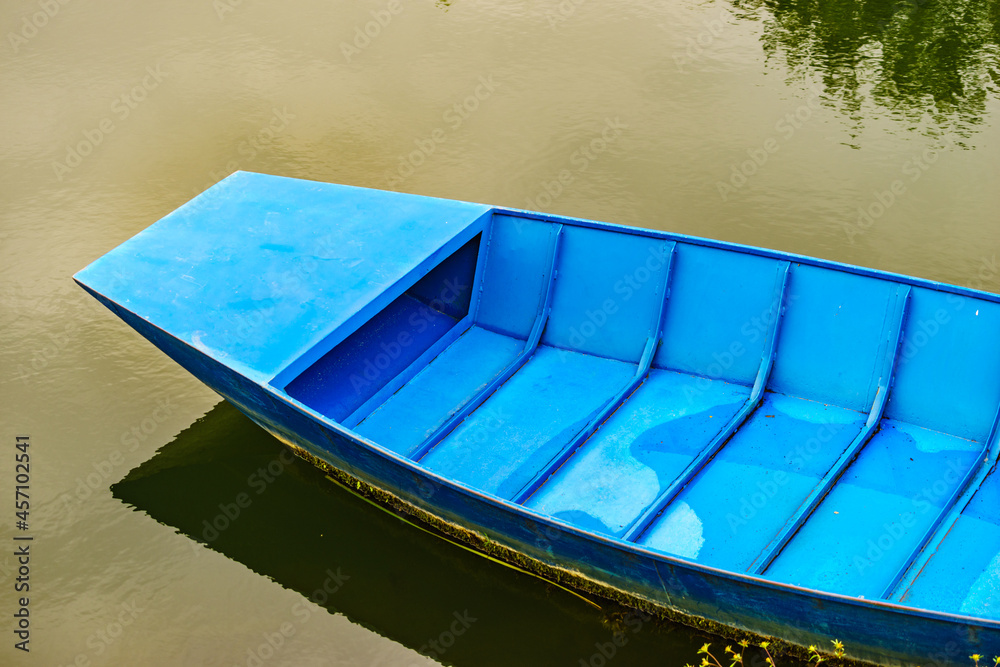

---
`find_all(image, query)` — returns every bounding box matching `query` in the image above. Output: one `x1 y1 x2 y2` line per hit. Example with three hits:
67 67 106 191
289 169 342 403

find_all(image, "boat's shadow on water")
112 401 763 667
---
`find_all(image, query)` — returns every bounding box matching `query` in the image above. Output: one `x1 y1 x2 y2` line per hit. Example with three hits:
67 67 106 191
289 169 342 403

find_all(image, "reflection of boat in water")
112 402 684 667
80 171 1000 665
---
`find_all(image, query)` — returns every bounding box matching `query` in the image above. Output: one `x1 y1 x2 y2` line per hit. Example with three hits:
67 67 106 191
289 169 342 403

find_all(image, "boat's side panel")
539 225 671 363
77 285 288 424
475 215 559 339
494 205 1000 307
262 389 995 667
767 265 896 413
84 285 996 667
883 287 1000 442
653 244 782 384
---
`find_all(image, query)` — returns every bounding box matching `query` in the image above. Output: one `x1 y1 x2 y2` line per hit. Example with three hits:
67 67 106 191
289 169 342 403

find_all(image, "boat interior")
278 211 1000 617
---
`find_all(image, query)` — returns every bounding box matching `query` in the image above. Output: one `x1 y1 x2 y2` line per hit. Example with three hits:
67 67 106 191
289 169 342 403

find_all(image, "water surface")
2 0 999 664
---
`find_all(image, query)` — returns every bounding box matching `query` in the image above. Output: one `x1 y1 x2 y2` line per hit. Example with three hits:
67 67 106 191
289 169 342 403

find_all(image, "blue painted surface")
75 173 1000 665
525 369 750 537
421 345 636 498
538 225 672 363
73 172 492 384
902 464 1000 619
653 244 782 384
474 215 559 338
883 288 1000 441
767 265 897 412
640 393 867 569
620 260 791 545
747 284 912 576
511 241 676 504
766 422 982 598
284 233 483 421
353 326 523 456
284 293 460 421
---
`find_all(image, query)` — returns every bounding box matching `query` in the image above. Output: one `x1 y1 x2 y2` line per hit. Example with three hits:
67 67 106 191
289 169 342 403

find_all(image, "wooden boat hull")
75 172 1000 665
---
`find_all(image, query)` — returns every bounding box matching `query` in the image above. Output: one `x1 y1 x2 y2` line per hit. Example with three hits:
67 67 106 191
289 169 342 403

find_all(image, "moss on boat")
282 440 870 667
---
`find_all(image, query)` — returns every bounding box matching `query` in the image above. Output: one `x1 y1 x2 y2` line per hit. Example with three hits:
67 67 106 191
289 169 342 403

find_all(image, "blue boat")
75 171 1000 665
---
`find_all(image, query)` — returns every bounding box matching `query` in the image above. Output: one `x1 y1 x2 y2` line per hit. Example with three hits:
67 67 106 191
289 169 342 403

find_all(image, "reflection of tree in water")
733 0 1000 143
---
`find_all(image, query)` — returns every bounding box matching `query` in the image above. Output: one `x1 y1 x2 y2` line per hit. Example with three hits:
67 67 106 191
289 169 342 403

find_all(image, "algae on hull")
281 440 868 667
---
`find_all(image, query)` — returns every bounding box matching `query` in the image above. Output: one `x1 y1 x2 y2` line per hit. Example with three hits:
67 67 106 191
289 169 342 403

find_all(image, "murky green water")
1 0 998 664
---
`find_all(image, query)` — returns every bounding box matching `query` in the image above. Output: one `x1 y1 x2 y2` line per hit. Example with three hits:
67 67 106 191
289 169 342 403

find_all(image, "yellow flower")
699 644 711 655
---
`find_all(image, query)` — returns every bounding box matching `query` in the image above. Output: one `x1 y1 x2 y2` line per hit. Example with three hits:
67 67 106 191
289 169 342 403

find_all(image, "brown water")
1 0 999 664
